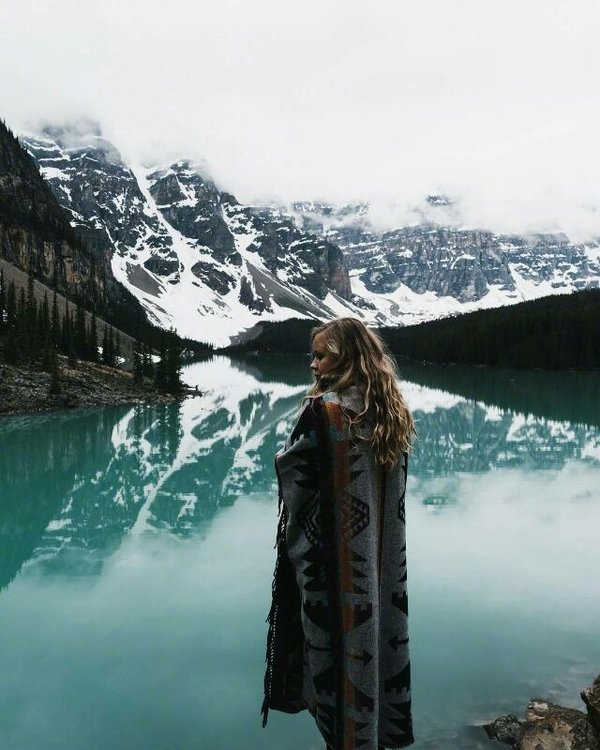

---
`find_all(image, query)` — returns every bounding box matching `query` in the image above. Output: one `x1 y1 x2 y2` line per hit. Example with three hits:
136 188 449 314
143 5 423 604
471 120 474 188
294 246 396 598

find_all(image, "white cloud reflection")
409 460 600 628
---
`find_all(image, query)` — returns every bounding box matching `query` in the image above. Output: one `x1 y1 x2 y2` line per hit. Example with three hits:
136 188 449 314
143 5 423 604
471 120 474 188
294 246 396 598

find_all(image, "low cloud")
2 0 600 238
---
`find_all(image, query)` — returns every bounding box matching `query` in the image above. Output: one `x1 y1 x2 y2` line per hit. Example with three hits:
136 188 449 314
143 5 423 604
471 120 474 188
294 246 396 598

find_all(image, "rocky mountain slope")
0 119 106 304
0 120 149 334
20 123 600 345
288 199 600 324
22 124 361 346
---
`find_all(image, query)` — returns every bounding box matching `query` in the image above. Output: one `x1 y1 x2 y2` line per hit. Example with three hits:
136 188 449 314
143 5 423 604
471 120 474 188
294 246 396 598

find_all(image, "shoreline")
0 358 198 417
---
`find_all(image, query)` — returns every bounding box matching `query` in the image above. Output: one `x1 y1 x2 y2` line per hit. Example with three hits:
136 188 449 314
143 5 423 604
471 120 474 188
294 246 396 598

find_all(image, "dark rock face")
143 162 353 303
22 130 176 270
149 163 353 303
246 216 298 274
356 226 508 301
238 276 268 312
582 676 600 736
244 206 351 300
0 120 108 306
190 260 235 296
290 201 600 304
147 163 239 264
144 255 180 278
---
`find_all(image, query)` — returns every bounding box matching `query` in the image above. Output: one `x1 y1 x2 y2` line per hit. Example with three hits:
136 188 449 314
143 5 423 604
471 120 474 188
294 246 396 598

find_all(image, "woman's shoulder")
316 386 365 417
315 390 341 406
303 392 344 425
309 387 367 439
311 385 364 408
308 390 344 416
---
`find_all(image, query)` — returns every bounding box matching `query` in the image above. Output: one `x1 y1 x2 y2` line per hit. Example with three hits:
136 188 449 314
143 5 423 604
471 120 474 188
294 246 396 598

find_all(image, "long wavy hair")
307 318 415 468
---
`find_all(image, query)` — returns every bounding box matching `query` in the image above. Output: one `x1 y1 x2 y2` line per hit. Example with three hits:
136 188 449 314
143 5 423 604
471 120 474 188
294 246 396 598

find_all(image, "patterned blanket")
262 387 414 749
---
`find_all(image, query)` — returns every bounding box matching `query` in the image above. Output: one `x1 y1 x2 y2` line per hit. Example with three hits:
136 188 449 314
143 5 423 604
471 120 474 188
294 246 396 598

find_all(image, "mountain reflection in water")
0 356 598 750
1 356 598 589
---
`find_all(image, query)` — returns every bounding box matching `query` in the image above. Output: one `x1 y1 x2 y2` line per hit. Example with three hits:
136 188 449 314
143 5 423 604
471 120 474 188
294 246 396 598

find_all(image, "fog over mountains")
21 122 600 346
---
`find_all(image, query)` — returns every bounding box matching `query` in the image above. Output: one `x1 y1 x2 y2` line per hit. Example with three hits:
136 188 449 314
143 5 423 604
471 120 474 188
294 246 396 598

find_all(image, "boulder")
484 677 600 750
582 675 600 736
518 699 599 750
484 713 522 744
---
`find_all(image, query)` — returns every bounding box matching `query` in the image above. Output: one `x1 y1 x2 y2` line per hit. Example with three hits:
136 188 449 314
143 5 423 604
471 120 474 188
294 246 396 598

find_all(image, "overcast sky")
1 0 600 237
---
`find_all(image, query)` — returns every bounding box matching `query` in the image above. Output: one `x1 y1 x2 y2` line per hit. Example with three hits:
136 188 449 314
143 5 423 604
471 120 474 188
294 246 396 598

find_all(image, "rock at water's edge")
484 713 522 744
582 676 600 736
485 676 600 750
519 699 599 750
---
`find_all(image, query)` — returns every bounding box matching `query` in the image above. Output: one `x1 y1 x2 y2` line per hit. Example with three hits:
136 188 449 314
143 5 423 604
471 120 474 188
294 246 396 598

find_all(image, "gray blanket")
262 387 413 749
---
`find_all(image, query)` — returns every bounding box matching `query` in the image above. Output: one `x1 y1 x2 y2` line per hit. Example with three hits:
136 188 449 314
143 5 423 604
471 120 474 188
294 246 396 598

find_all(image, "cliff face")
290 200 600 304
0 121 157 337
0 120 107 304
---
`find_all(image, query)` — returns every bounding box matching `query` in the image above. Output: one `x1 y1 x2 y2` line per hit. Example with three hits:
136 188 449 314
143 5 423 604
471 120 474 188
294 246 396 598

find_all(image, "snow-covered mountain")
21 123 600 344
287 199 600 325
22 124 365 347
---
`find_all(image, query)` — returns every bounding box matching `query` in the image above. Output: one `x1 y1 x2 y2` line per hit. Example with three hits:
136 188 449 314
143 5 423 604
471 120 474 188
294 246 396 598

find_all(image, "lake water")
1 356 599 750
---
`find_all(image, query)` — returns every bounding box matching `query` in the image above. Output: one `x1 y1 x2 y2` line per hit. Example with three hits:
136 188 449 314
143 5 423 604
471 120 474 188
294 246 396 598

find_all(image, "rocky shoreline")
485 674 600 749
0 358 194 416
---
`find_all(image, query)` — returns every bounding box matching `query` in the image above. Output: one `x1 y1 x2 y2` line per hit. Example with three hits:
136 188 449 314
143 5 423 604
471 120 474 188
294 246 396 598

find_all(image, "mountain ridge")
19 122 600 345
22 126 363 345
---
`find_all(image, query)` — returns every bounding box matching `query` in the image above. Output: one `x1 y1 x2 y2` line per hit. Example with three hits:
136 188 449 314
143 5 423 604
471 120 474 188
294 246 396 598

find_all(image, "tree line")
224 288 600 371
379 289 600 370
0 269 184 393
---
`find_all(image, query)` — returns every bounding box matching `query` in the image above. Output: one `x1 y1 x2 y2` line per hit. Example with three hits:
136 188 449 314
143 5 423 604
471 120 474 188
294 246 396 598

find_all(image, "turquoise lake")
1 356 599 749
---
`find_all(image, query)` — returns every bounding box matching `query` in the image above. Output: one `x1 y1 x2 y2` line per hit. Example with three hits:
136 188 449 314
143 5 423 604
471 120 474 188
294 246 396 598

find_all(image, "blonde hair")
307 318 415 468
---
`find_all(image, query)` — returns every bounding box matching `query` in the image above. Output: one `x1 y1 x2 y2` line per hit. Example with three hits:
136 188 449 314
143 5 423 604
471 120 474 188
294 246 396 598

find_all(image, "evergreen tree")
51 290 60 347
5 281 18 364
61 300 76 366
36 297 45 350
61 299 70 352
101 325 109 364
41 292 50 336
6 280 16 329
89 313 99 362
154 335 168 391
74 304 86 359
48 346 61 395
15 287 27 363
132 345 144 383
115 330 121 365
0 268 5 331
25 274 37 362
165 339 182 393
39 292 52 370
67 309 77 368
142 342 153 378
107 327 115 367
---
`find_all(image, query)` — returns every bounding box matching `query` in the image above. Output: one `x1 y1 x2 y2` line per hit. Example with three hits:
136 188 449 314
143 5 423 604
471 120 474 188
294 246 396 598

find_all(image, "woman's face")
310 333 337 380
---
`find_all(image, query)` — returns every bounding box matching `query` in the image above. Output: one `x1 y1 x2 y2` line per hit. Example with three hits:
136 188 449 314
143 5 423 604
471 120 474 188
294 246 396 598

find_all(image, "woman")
262 318 415 750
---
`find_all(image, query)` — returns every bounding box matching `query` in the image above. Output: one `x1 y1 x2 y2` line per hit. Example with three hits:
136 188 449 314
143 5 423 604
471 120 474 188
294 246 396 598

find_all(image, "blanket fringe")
261 497 287 728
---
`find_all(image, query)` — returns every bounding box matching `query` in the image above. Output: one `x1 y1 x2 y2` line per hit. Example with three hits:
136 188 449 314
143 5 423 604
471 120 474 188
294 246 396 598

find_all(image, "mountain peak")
16 121 600 345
